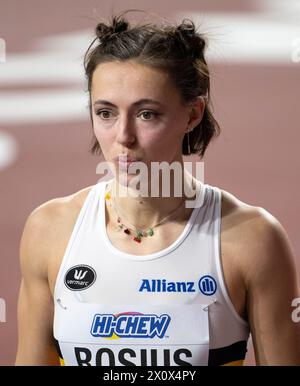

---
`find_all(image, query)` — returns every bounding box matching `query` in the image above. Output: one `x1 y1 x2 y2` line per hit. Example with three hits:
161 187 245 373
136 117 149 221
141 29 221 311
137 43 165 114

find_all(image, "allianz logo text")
139 277 217 295
139 279 195 293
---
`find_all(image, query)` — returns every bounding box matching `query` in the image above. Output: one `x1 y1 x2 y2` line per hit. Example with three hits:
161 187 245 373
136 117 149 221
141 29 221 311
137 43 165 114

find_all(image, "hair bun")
176 19 196 38
96 17 129 42
111 17 129 33
175 19 206 58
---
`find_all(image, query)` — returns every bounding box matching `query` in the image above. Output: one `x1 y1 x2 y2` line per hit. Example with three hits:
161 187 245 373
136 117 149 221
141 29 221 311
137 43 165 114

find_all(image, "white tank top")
53 178 250 366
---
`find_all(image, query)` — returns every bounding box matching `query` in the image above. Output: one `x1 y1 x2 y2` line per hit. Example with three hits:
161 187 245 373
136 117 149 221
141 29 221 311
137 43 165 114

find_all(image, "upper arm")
15 204 61 365
244 208 300 365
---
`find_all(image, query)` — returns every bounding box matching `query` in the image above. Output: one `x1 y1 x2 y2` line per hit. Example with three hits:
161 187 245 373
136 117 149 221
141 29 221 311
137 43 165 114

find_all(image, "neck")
110 169 199 230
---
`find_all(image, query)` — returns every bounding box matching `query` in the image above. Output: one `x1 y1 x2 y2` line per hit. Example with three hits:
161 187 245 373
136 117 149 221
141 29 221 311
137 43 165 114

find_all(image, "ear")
187 96 205 130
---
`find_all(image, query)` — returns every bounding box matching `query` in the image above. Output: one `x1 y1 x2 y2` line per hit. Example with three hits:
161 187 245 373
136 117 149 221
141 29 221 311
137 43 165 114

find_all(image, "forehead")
91 60 180 101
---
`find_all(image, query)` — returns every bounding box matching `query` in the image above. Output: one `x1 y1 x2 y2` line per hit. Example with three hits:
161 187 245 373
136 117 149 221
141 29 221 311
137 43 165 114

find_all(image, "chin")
116 172 150 195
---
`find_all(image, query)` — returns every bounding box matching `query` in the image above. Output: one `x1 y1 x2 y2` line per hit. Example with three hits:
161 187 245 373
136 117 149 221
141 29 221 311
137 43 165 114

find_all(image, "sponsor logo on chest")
91 312 171 338
139 276 217 295
64 265 97 291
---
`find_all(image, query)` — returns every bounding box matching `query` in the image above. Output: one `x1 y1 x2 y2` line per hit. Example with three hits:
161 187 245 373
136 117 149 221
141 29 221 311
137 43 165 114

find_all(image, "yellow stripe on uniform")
222 360 244 366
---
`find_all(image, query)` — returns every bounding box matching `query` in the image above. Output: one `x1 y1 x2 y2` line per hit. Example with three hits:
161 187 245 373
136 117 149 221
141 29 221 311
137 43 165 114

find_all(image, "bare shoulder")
221 188 276 236
220 189 300 364
20 185 94 280
220 188 297 285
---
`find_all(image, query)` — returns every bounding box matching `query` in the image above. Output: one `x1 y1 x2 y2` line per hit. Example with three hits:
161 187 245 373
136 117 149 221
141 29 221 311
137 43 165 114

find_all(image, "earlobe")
198 96 206 119
188 96 205 128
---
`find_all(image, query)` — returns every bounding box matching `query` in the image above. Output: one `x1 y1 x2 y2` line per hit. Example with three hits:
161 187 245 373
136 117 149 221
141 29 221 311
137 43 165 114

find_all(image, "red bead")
133 237 141 243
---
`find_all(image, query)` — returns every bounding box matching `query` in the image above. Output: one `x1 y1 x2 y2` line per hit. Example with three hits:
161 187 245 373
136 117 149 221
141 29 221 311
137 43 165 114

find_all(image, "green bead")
136 230 143 238
148 228 154 236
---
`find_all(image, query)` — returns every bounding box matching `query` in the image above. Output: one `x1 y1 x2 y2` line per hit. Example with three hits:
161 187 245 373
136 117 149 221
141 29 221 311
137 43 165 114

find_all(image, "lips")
113 155 140 172
115 154 139 163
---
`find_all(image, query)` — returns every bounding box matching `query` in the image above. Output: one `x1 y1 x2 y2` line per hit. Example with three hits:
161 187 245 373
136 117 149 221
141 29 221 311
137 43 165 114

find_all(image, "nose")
115 116 136 148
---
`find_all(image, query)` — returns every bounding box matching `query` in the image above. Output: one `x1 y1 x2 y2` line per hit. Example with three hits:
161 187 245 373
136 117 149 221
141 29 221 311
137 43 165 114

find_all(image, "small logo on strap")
64 265 96 291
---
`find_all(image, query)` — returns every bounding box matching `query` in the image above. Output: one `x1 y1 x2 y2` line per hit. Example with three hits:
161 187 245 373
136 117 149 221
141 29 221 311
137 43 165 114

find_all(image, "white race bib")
54 302 210 366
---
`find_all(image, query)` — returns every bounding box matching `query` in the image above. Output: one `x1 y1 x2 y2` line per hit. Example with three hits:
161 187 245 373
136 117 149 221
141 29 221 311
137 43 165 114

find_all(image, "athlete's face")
91 60 202 183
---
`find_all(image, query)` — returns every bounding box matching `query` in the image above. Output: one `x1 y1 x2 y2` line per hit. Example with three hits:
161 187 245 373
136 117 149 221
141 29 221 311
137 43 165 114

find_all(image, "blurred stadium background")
0 0 300 365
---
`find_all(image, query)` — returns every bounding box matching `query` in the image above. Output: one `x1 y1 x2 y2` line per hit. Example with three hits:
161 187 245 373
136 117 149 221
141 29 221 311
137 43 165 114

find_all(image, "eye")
95 110 112 119
139 111 160 120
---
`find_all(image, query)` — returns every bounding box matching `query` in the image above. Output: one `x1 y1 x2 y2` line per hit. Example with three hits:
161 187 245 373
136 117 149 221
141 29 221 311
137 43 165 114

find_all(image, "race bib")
54 301 210 366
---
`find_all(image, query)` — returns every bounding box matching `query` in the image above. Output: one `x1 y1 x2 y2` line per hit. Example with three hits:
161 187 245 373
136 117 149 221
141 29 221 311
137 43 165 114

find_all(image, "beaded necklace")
105 183 186 243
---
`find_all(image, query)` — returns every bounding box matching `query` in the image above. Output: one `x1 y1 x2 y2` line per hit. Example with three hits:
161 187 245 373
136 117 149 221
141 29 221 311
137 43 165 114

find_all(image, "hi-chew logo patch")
91 312 171 339
64 265 96 291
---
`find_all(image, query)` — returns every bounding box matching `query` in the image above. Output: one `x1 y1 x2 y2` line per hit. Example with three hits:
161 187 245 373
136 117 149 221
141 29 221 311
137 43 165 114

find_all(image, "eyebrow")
93 98 163 108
